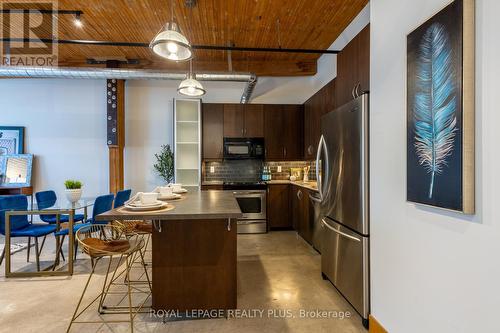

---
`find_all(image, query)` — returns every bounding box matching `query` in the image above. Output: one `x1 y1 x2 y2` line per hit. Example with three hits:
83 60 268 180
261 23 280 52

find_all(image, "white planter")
65 188 82 203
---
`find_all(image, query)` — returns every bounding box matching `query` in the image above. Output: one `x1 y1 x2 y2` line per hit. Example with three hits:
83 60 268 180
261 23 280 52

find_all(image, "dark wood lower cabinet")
267 184 292 229
291 185 314 244
290 185 314 244
152 219 237 311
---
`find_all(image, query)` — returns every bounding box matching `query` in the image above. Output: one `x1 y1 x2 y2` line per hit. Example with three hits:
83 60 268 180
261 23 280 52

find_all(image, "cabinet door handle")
297 190 302 200
241 128 244 135
284 147 287 157
307 145 314 156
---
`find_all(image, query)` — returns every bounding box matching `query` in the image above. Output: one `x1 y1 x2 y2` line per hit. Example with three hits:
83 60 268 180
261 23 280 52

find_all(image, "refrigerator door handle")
316 135 326 201
321 219 361 242
322 136 330 197
309 194 321 203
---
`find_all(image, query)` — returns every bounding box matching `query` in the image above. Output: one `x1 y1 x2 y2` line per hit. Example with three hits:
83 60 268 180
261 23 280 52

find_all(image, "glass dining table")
2 197 95 278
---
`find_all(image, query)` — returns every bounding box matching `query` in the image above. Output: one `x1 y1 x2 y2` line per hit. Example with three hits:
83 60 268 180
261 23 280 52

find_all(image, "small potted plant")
64 180 83 203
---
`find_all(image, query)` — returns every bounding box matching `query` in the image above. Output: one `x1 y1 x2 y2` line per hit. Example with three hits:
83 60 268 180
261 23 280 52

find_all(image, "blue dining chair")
0 195 57 271
35 190 86 262
114 189 132 208
54 194 115 261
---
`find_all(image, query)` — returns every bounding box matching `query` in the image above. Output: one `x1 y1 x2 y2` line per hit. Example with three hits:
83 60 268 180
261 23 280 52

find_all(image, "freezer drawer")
321 217 369 320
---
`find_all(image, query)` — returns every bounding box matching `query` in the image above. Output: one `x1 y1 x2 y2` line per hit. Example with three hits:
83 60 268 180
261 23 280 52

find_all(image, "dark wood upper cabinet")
304 79 336 160
223 104 245 137
356 24 370 95
263 105 283 160
282 105 304 160
264 104 303 161
302 25 369 160
244 104 264 137
267 184 291 229
202 104 224 159
223 104 264 138
335 24 370 109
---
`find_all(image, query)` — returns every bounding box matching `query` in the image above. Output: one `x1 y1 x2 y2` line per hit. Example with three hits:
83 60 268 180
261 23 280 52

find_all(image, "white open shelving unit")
173 99 201 187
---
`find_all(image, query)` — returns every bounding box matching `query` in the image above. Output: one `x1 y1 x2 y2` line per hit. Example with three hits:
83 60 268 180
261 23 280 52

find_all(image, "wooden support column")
107 79 125 194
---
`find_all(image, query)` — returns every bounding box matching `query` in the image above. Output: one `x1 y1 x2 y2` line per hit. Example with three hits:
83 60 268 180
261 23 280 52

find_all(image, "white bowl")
140 192 159 205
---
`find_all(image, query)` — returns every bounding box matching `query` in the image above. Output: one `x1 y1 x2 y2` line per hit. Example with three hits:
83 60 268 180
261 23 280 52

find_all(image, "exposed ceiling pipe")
0 66 257 103
240 74 257 104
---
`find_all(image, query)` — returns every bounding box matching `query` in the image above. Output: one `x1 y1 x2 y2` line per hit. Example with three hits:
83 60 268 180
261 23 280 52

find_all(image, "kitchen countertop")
267 180 319 192
201 180 319 192
96 189 242 221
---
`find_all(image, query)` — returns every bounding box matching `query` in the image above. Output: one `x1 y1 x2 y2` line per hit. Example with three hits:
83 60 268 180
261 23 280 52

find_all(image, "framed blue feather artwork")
407 0 475 214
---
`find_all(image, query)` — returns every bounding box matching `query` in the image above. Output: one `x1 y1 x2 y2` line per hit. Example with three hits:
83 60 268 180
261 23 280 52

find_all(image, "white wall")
370 0 500 332
0 79 109 200
124 80 247 192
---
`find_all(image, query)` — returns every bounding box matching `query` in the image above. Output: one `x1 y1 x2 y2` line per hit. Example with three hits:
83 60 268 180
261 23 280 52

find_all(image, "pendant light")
150 0 192 61
178 60 205 97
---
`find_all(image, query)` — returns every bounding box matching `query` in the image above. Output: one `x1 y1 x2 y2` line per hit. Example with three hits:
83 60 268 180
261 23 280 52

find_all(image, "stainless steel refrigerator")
316 93 369 327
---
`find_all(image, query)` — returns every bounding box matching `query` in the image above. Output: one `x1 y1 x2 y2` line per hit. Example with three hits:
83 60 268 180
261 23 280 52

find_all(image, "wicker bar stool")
66 224 151 333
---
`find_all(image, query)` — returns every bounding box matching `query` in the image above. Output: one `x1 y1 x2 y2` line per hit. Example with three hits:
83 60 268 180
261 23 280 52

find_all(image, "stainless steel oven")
232 190 267 234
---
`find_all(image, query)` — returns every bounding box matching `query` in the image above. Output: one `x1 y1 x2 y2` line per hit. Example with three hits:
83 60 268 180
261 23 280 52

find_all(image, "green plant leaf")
153 144 175 183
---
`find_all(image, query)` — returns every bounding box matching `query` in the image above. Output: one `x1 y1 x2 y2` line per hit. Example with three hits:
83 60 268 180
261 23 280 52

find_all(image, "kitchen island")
96 190 242 313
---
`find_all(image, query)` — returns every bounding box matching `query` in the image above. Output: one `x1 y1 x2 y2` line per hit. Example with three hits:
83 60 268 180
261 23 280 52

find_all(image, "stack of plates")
158 193 182 200
173 188 188 194
124 200 167 211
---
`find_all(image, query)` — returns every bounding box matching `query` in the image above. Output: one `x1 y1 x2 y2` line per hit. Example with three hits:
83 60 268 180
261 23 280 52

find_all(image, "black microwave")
223 138 265 159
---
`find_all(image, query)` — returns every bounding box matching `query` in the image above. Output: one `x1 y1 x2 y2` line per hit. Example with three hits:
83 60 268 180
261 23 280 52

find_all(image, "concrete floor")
0 231 366 333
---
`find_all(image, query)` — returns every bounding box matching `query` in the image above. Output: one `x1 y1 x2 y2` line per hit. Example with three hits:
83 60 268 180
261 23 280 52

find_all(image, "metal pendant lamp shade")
178 72 206 97
150 22 192 61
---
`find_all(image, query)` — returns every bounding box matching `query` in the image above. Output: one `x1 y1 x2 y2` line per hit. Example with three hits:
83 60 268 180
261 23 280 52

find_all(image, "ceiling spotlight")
74 12 82 28
150 0 192 61
178 61 205 97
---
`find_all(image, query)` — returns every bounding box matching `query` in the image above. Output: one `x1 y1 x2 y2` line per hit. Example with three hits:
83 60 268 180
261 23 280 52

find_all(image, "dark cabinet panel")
244 104 264 137
267 184 291 229
282 105 304 160
357 24 370 95
291 185 302 231
264 105 285 160
223 104 264 138
264 104 303 161
304 79 336 160
223 104 245 137
202 104 224 159
291 185 315 245
335 24 370 109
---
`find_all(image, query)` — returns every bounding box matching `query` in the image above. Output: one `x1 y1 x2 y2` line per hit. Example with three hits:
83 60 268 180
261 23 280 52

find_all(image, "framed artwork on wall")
0 126 25 155
406 0 475 214
0 154 33 187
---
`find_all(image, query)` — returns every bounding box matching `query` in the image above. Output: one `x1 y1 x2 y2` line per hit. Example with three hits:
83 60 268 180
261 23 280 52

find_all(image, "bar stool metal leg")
66 257 100 333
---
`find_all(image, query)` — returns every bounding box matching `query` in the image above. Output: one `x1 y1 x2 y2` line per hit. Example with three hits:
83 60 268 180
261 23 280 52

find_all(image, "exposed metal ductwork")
0 66 257 103
240 74 258 104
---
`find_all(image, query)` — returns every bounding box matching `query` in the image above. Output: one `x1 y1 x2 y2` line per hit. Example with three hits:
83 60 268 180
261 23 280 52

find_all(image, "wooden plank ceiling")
2 0 368 76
